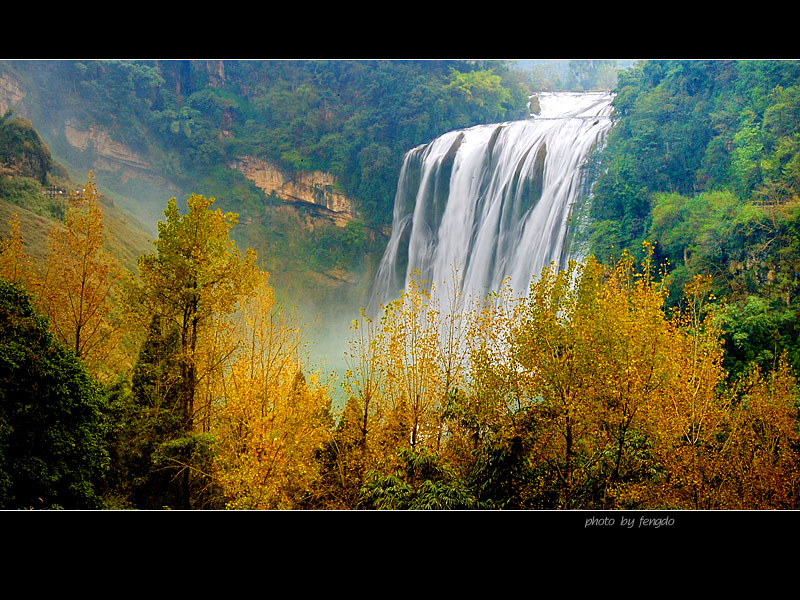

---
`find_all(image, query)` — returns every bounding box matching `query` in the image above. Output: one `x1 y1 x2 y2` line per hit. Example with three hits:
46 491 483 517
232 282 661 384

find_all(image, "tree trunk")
565 414 573 509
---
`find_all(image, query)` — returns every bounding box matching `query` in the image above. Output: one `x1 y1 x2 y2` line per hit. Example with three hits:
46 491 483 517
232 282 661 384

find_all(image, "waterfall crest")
368 91 614 314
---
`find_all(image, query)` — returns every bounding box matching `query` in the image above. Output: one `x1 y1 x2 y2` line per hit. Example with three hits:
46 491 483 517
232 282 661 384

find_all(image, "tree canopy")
0 279 108 509
589 59 800 378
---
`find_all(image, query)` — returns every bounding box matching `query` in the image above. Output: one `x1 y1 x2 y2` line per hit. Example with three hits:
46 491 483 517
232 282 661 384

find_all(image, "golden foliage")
211 272 331 509
135 193 260 430
715 356 800 508
37 173 124 379
205 245 800 510
441 246 800 509
0 212 32 286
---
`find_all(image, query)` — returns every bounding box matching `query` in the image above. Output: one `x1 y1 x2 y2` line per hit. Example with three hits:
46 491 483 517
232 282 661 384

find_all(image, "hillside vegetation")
1 59 536 314
0 111 151 270
588 59 800 378
4 60 531 226
0 59 798 511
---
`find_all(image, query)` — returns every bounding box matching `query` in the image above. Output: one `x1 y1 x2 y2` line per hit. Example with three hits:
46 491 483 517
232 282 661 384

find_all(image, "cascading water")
368 91 615 314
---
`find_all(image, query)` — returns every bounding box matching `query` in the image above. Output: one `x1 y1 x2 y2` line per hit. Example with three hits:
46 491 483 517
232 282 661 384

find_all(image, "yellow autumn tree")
325 269 477 499
576 250 679 507
443 278 523 471
510 258 605 508
641 273 730 509
39 173 123 378
334 308 388 499
504 248 734 509
343 309 384 452
323 251 799 509
211 271 332 509
719 355 800 508
135 193 260 433
379 274 448 455
0 212 32 286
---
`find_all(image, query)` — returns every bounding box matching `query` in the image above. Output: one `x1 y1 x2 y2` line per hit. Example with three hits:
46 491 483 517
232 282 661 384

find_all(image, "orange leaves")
332 248 800 509
38 173 123 378
214 365 329 509
0 212 31 286
211 272 331 509
500 251 739 508
204 242 799 509
130 193 331 509
717 357 800 508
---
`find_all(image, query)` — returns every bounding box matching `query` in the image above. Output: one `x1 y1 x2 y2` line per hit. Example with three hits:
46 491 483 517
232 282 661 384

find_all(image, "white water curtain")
369 92 614 315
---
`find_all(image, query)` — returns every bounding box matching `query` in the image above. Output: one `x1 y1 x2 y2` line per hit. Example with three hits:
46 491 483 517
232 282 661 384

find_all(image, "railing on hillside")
42 185 67 199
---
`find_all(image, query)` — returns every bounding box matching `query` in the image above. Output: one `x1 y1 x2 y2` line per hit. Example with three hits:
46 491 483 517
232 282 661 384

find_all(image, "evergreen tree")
0 279 108 509
104 314 188 509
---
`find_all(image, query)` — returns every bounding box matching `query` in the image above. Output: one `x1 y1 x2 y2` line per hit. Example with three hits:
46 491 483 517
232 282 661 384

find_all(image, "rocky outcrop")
64 121 151 172
206 60 226 87
0 72 26 116
230 156 356 226
0 117 53 183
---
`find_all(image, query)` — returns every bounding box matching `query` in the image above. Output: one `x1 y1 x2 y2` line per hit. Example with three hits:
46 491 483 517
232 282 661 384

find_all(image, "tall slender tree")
133 194 259 507
0 212 31 286
136 194 259 433
39 173 122 379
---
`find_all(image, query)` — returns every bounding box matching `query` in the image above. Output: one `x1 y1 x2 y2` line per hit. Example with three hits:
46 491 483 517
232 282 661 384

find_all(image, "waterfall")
368 91 615 314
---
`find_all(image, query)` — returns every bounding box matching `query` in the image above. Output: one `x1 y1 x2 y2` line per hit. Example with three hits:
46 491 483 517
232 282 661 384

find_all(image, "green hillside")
0 59 536 315
0 111 152 270
587 59 800 377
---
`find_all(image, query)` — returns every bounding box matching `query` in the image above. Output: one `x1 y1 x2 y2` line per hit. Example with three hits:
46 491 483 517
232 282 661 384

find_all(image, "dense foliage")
589 59 800 378
0 279 109 509
0 111 53 183
308 255 800 510
5 59 530 230
2 186 799 510
0 111 71 221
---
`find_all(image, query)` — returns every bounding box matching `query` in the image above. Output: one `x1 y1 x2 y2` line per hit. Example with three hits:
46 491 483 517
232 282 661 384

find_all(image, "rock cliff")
64 121 152 174
0 72 25 116
230 156 356 226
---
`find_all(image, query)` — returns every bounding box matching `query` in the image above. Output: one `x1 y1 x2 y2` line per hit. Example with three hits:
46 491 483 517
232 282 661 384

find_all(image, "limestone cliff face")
60 119 177 197
0 72 26 115
64 121 151 171
230 156 356 226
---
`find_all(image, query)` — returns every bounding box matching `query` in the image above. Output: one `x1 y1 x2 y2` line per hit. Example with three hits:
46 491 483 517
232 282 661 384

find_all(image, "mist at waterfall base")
309 92 614 407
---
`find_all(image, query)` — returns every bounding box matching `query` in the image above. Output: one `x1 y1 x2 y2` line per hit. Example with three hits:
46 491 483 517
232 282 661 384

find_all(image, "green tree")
567 60 619 91
135 195 259 432
132 194 259 508
444 67 514 128
0 112 53 184
0 279 108 509
358 447 479 510
103 314 191 509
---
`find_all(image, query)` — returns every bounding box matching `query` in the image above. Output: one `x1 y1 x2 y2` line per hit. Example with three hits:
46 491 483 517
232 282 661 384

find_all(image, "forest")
0 59 798 510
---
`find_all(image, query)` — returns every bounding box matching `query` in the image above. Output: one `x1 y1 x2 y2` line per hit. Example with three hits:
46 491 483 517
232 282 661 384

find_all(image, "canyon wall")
230 156 356 226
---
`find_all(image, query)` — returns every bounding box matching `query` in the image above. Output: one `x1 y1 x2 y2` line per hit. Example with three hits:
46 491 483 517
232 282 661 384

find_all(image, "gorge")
4 60 800 510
